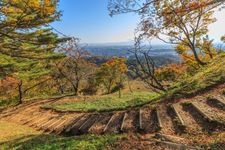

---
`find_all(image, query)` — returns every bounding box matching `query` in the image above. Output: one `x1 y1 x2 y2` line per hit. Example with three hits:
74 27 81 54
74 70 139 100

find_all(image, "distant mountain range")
85 44 178 57
84 44 181 65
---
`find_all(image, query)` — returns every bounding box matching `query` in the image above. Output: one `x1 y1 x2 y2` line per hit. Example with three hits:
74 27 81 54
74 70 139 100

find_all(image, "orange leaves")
156 64 187 81
96 57 127 93
162 0 214 16
0 76 19 98
104 57 128 74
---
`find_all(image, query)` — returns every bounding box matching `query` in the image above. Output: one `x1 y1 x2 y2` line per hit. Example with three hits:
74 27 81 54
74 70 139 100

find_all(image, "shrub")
156 64 187 82
111 83 125 93
81 77 98 95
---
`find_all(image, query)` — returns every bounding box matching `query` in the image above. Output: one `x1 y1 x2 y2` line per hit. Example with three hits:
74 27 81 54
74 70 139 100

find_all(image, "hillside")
168 52 225 98
0 53 225 149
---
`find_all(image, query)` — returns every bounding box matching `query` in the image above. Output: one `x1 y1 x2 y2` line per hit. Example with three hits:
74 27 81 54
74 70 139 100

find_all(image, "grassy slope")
43 53 225 112
0 121 123 150
0 100 17 111
167 52 225 98
43 91 160 112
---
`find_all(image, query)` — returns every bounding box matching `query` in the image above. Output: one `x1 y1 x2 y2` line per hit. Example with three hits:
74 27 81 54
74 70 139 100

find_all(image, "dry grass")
0 121 123 150
0 121 40 143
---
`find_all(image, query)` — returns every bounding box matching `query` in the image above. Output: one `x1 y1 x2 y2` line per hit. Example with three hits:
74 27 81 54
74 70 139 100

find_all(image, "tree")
0 0 63 77
0 0 67 103
0 53 56 104
108 0 224 16
128 40 166 93
155 64 187 83
108 0 223 65
96 57 127 97
54 38 96 95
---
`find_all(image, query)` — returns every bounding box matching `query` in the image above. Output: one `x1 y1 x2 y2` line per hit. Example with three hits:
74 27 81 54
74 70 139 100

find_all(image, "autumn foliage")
156 64 187 82
96 57 127 94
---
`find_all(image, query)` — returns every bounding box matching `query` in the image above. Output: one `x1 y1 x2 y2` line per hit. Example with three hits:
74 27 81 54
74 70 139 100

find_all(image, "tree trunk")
191 46 207 66
127 80 133 93
118 87 121 98
18 80 23 104
59 85 64 94
72 84 78 95
107 86 111 94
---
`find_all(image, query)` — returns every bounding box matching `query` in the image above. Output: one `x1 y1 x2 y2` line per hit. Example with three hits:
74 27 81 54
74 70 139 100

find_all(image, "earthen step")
4 113 28 123
2 113 22 122
171 104 186 131
190 102 215 122
66 115 91 135
156 105 176 135
88 113 113 134
42 115 65 132
19 107 39 115
139 109 143 130
28 115 54 127
47 117 69 133
188 102 225 132
120 110 139 132
0 103 37 118
191 101 225 125
50 116 74 134
155 108 163 131
78 114 100 134
155 133 186 144
154 140 201 150
103 112 124 133
182 103 216 133
19 111 42 123
21 113 43 125
138 107 157 133
61 114 85 134
57 114 84 135
120 112 128 132
36 115 60 130
176 103 204 134
207 95 225 111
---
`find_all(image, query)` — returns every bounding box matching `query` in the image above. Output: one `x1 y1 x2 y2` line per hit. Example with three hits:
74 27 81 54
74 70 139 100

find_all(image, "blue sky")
52 0 225 44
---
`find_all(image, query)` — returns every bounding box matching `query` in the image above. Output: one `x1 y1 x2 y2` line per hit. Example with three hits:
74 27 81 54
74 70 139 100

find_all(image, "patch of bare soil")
121 110 139 132
140 107 158 134
89 113 113 134
104 112 124 133
157 105 176 135
196 97 225 123
175 102 203 134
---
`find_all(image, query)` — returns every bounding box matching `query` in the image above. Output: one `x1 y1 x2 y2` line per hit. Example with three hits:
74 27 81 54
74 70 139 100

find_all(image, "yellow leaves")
43 0 57 14
175 42 189 55
104 57 127 74
0 0 59 33
1 0 57 18
0 7 22 14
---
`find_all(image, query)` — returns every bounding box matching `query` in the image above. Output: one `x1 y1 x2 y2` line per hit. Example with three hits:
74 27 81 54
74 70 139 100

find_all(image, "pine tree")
0 0 67 103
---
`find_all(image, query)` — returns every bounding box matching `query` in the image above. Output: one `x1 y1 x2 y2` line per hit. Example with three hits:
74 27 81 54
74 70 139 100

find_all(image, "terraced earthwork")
0 91 225 149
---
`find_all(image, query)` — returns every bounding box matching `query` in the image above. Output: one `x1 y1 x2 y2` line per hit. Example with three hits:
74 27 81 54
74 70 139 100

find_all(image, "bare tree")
108 0 225 65
128 37 166 93
55 38 96 95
